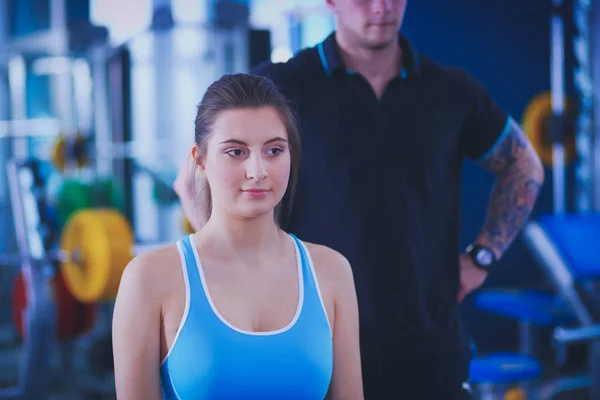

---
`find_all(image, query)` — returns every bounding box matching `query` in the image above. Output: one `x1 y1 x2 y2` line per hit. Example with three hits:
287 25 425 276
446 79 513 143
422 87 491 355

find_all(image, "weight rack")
1 159 57 399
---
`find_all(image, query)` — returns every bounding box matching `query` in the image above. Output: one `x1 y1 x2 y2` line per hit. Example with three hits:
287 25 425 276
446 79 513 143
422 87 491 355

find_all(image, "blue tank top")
160 234 333 399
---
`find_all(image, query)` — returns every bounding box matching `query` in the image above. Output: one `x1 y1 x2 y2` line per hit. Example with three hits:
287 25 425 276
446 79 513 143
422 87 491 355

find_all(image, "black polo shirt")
252 32 510 358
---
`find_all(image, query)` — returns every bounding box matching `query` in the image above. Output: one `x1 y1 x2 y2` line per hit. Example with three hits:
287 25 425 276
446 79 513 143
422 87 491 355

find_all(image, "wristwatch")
465 244 496 271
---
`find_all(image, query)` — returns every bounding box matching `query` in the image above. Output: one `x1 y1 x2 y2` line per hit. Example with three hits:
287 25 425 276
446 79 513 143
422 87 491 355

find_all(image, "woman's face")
199 106 291 220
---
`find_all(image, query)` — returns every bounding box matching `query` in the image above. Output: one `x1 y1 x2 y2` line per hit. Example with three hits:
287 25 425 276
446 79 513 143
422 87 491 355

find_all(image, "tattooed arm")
473 118 545 259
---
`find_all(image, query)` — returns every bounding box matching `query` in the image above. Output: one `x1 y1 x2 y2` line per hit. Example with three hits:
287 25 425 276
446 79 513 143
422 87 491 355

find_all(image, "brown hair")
193 73 301 224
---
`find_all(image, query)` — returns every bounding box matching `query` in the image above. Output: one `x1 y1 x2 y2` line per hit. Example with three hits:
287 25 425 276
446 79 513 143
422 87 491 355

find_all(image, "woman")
112 73 363 399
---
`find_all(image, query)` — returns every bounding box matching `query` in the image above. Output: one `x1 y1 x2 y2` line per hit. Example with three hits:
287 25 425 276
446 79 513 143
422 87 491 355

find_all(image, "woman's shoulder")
303 242 349 267
117 242 182 304
301 241 355 292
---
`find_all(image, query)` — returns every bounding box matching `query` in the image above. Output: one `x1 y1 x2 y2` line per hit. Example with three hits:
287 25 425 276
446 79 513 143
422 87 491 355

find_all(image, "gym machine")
520 0 600 398
1 160 56 399
471 0 599 398
0 0 111 397
0 158 174 399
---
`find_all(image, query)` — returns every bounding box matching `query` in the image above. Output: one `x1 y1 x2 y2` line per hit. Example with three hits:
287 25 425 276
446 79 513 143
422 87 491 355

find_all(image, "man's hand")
173 150 196 203
457 254 488 303
174 147 208 231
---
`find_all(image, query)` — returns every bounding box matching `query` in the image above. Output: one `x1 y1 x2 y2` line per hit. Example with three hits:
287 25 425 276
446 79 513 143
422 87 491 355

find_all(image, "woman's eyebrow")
218 137 288 145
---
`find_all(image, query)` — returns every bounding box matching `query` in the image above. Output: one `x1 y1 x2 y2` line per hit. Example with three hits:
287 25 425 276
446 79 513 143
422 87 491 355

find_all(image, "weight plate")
60 209 134 303
57 180 93 226
521 92 576 168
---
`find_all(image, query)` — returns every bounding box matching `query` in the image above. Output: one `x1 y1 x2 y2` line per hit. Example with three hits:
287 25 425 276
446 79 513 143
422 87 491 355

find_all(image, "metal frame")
555 325 600 344
593 0 600 211
90 44 112 177
0 0 11 252
551 0 598 213
0 0 8 120
551 0 566 214
573 0 595 212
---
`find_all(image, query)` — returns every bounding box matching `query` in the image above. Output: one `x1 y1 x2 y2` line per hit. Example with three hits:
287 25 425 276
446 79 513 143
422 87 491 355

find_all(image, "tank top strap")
288 233 332 336
289 233 315 289
177 234 201 287
175 234 212 314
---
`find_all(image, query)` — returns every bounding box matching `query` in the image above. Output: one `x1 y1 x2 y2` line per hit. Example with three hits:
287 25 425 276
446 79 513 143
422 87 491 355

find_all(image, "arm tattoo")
475 119 544 258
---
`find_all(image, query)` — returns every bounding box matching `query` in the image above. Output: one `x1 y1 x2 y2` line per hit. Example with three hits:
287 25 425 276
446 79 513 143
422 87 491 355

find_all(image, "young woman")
112 73 363 399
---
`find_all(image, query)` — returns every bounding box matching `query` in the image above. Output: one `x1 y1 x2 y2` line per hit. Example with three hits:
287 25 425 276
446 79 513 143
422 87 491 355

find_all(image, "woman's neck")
198 211 287 267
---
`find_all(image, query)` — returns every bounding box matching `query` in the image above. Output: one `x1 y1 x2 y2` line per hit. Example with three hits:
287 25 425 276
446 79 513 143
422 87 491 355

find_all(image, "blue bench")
475 289 573 327
537 214 600 281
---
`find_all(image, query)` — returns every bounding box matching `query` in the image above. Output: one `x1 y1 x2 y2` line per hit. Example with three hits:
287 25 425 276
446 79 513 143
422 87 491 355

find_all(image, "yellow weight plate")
51 132 90 172
521 92 576 168
51 133 67 172
97 209 134 298
60 209 134 303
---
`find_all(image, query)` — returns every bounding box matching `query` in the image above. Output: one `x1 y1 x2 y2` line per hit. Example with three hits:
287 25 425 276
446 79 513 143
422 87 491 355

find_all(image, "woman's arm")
328 254 364 400
112 255 163 400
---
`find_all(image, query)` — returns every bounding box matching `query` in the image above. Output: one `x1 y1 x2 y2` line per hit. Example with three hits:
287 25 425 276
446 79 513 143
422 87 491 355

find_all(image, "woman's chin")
234 204 278 220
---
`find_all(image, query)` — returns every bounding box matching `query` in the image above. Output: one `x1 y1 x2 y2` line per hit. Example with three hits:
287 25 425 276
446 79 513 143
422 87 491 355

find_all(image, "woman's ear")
191 145 206 173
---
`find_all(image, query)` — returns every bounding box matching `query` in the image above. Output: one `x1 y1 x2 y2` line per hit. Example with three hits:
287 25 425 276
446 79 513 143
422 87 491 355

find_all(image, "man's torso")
250 35 498 358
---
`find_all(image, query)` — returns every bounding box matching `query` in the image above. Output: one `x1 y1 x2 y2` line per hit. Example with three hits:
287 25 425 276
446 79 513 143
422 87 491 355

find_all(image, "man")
175 0 544 398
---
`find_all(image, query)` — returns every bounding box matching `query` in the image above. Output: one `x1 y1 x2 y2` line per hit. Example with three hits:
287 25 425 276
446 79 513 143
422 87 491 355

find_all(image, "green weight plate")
57 180 93 225
93 178 125 211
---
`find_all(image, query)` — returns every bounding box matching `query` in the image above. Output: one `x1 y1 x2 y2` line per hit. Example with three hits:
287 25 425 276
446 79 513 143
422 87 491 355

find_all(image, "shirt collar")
317 32 421 79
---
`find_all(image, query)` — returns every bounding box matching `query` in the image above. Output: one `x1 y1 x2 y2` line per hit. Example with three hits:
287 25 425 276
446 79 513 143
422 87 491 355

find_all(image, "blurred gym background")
0 0 598 399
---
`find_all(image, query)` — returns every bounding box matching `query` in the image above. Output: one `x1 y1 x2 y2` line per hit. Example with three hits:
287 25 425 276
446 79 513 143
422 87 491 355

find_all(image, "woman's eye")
226 149 245 157
267 147 283 156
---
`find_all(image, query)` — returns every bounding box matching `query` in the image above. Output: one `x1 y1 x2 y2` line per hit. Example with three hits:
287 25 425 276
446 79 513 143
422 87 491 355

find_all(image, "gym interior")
0 0 599 399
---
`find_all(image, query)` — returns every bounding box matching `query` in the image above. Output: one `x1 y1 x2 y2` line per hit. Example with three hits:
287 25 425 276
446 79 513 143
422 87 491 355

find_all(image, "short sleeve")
251 61 283 88
458 69 511 162
250 60 300 121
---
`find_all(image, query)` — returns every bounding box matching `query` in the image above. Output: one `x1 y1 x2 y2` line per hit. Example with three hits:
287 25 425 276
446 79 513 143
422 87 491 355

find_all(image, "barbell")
1 208 167 303
50 132 180 172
